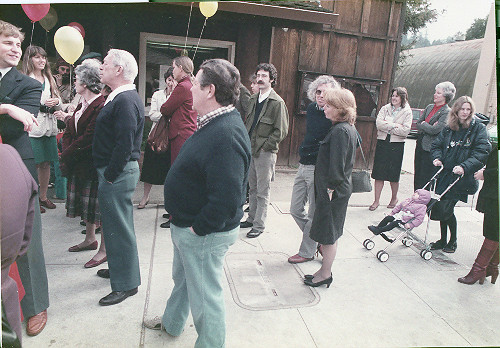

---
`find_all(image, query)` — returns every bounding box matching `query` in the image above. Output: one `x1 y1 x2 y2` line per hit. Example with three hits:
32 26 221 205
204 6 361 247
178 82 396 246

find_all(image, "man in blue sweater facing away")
288 75 340 264
144 59 251 347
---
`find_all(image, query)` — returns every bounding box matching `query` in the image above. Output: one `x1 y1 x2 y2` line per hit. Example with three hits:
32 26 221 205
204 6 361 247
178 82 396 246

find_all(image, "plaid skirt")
66 174 100 225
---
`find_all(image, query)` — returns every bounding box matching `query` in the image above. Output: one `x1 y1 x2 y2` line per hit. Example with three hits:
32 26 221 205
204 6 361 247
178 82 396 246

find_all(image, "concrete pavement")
22 140 500 347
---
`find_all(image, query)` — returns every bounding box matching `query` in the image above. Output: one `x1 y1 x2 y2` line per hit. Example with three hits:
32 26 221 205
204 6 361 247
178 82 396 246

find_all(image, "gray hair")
435 81 456 103
198 59 241 106
307 75 340 101
75 59 102 94
107 48 138 82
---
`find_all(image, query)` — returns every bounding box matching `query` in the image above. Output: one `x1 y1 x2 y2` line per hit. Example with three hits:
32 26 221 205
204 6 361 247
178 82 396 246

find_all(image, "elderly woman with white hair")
414 81 456 190
60 60 107 268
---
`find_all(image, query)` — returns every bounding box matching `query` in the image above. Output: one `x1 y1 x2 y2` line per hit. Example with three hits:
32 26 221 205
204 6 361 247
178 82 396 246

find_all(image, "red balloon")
21 4 50 23
67 22 85 39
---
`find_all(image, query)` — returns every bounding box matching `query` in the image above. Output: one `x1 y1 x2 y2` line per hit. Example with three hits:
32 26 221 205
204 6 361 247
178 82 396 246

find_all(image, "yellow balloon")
199 1 218 18
54 26 84 65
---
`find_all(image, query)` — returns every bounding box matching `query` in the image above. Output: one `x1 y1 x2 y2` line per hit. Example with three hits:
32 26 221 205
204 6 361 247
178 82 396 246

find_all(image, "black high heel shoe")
304 274 333 288
304 274 314 280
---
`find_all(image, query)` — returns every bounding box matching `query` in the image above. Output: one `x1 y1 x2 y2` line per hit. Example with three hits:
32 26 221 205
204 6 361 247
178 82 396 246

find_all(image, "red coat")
60 95 105 179
160 75 197 140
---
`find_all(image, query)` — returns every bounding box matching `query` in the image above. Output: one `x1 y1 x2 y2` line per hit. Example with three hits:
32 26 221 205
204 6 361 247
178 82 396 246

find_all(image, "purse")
29 111 58 137
147 115 170 153
351 136 372 193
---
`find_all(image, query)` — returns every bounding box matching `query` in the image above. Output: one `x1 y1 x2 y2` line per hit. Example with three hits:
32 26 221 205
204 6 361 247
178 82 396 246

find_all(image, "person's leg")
311 241 338 281
297 165 317 258
97 163 141 292
389 181 399 207
139 182 152 207
162 225 190 336
447 213 457 243
459 238 499 285
37 161 50 201
252 151 276 232
377 219 402 233
377 215 395 227
246 158 257 224
53 158 67 199
370 180 384 209
430 220 448 250
17 200 49 318
290 165 308 231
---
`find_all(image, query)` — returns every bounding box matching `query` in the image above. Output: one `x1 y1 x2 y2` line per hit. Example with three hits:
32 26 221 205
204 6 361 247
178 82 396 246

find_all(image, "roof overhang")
175 1 338 26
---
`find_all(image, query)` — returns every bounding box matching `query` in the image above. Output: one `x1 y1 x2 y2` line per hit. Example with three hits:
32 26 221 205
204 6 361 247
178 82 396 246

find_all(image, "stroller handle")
422 165 444 190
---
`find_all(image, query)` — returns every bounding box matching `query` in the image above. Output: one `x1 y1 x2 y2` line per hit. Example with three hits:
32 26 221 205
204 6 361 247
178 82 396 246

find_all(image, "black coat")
430 118 491 201
0 68 42 181
309 121 357 245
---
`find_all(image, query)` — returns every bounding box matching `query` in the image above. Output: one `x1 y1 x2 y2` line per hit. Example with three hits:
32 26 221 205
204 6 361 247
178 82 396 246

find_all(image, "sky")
422 0 494 42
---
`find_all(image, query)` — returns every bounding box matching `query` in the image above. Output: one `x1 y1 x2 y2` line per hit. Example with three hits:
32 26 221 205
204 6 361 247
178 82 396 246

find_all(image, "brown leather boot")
486 246 499 284
458 239 499 285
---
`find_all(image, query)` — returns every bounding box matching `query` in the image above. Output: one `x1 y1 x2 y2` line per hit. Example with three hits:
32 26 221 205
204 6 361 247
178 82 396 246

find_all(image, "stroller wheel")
421 250 432 260
377 250 389 262
363 239 375 250
402 237 413 247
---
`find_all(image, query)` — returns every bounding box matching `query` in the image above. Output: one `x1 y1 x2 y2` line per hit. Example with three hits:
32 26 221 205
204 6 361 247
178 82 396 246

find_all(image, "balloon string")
44 30 48 51
184 2 193 51
30 21 34 47
193 17 207 62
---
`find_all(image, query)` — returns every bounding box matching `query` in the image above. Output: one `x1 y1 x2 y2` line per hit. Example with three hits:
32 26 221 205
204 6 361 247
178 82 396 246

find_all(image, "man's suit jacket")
416 103 451 152
160 75 197 141
0 68 42 180
60 95 105 179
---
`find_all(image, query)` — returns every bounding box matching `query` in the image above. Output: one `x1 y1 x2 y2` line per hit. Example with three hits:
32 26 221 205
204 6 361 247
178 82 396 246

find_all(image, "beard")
61 74 70 84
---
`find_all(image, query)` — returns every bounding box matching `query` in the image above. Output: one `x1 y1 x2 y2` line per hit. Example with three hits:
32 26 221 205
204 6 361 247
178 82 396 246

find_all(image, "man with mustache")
241 63 289 238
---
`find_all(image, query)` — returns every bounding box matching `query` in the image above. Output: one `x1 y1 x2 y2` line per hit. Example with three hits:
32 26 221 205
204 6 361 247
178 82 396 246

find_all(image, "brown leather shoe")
288 253 314 264
26 310 47 336
40 198 56 209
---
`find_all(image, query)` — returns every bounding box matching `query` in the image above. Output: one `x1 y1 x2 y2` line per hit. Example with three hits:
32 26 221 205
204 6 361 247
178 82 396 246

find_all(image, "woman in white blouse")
369 87 412 211
138 67 177 208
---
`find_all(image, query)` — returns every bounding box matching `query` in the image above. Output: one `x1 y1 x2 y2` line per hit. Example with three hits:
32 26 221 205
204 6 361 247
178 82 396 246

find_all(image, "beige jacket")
375 103 412 142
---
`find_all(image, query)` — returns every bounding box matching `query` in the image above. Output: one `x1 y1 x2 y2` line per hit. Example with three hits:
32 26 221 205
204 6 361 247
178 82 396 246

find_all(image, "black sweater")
164 109 251 236
92 90 144 182
299 102 332 165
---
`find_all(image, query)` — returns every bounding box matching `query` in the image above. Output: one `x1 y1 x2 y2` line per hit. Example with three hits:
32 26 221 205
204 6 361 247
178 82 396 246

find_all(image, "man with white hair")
288 75 340 264
92 49 144 306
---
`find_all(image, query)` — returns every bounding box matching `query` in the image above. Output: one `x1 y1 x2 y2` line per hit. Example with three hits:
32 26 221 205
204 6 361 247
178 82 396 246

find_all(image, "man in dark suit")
0 20 50 337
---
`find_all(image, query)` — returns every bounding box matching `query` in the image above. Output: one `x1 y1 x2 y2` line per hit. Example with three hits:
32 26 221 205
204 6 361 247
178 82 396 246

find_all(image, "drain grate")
224 252 320 310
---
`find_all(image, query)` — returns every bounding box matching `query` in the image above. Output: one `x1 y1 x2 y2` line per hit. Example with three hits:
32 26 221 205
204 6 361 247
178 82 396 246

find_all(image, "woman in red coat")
60 60 107 268
160 56 198 165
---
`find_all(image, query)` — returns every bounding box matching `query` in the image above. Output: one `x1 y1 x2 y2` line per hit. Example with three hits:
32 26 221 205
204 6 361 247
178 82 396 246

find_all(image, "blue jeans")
162 224 239 348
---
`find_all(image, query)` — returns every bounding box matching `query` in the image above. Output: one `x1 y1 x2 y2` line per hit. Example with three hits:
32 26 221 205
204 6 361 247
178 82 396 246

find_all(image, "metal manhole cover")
224 252 320 310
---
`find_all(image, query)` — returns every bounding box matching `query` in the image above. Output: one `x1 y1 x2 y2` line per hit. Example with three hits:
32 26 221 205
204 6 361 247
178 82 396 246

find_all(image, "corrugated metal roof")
393 39 483 109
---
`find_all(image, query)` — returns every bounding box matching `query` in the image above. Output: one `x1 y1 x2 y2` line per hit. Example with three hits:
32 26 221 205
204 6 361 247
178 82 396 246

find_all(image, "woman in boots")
429 96 490 253
458 141 498 285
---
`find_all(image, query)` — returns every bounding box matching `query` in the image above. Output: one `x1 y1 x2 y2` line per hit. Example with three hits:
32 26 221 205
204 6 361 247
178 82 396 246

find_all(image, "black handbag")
352 136 372 193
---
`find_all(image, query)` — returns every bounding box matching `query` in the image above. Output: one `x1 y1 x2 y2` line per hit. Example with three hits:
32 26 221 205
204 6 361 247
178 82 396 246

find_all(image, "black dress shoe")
162 213 170 219
304 274 333 288
244 207 249 212
368 225 381 235
160 221 170 228
430 239 446 250
246 228 262 238
97 269 110 278
442 241 457 253
304 274 314 280
240 221 253 228
80 220 86 226
99 287 138 306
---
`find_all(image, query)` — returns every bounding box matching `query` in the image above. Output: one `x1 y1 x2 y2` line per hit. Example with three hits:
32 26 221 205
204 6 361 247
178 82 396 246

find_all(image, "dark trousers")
97 162 141 291
414 138 438 190
376 215 403 232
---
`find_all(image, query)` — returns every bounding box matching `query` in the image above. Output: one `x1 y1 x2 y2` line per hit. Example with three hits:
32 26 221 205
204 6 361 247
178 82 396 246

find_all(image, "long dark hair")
22 45 60 99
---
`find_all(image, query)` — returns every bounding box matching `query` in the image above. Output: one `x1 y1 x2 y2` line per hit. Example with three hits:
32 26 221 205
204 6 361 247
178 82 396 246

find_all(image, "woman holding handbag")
369 87 412 211
138 67 176 209
22 46 61 213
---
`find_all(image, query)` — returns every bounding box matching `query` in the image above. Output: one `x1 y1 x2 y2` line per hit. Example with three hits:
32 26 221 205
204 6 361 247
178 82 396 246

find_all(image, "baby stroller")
362 166 463 262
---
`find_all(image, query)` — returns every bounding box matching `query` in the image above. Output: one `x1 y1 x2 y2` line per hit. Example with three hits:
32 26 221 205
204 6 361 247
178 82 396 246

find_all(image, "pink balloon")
21 4 50 23
67 21 85 39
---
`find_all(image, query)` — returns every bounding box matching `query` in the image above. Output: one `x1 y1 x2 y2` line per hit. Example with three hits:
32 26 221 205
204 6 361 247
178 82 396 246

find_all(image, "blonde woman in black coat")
304 88 358 288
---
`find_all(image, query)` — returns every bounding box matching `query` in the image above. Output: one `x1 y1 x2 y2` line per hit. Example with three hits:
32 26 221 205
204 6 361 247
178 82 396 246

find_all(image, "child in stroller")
368 189 431 242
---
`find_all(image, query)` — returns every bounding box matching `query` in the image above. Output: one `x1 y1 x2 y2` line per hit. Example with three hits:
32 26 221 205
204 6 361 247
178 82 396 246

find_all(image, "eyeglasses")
315 89 324 95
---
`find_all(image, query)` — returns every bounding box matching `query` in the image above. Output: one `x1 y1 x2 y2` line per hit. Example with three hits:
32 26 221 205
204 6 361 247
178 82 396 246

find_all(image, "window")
139 32 235 105
296 71 382 117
